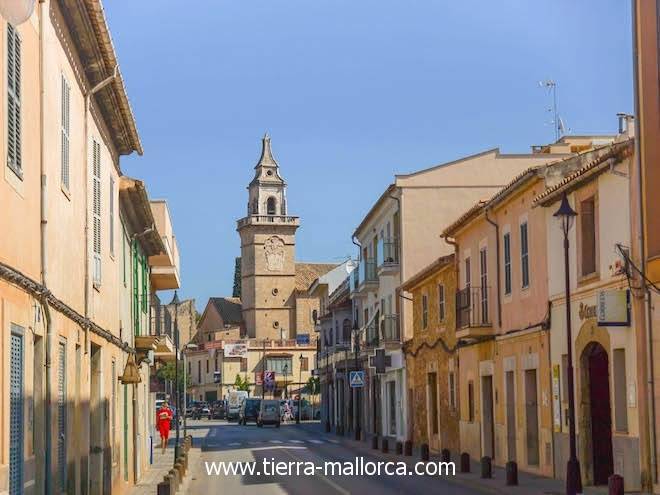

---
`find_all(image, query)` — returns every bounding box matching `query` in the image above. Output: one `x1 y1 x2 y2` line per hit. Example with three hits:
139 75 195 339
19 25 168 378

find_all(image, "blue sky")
105 1 633 310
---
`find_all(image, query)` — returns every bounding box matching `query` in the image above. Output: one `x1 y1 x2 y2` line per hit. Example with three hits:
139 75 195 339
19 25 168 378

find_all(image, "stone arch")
574 318 612 485
267 196 277 215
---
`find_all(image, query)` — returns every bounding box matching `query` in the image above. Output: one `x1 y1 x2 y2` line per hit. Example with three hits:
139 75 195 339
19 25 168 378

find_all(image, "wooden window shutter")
61 75 70 189
92 141 102 283
7 25 21 174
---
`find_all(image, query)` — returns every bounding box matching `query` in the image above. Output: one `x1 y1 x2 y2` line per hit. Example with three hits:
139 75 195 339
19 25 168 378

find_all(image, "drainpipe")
83 65 118 329
631 0 657 487
37 2 54 493
484 209 502 328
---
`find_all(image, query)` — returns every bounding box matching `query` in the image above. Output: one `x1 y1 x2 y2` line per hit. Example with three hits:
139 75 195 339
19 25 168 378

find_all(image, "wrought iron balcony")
377 238 400 274
456 286 493 336
359 258 378 291
365 321 379 348
350 267 360 294
381 314 401 342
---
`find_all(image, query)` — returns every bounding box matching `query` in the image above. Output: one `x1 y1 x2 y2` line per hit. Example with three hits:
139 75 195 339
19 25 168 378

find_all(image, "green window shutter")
132 242 140 335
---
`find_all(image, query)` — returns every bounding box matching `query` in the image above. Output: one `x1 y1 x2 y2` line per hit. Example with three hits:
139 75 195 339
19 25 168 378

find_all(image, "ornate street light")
553 193 582 495
283 364 289 400
182 342 198 438
170 290 181 462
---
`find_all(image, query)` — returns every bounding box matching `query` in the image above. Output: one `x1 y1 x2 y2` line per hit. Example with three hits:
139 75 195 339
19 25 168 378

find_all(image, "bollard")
460 453 470 473
167 470 178 492
395 441 403 455
441 448 451 463
325 420 331 432
505 461 518 486
480 456 492 479
420 443 430 462
608 474 624 495
177 456 186 476
404 440 413 457
174 461 184 482
182 452 189 471
381 438 389 454
372 435 379 450
157 479 171 495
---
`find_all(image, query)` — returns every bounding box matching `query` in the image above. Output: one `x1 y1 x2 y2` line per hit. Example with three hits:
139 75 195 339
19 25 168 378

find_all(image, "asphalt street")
183 419 484 494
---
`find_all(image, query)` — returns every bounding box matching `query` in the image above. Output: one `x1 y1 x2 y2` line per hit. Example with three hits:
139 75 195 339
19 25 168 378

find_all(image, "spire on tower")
256 132 278 168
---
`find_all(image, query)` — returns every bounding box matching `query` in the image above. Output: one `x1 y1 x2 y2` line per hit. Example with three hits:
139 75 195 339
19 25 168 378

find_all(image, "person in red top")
156 401 173 454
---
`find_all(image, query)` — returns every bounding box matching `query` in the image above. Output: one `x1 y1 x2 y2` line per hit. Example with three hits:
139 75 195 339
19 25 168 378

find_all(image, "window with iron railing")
456 286 492 328
377 237 400 266
360 258 378 283
381 314 400 342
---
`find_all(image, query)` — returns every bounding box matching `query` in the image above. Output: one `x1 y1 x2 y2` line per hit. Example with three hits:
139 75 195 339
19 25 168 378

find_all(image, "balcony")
236 215 300 229
350 267 360 295
358 258 378 293
365 321 379 348
456 286 493 339
149 200 181 290
380 314 401 343
377 238 400 275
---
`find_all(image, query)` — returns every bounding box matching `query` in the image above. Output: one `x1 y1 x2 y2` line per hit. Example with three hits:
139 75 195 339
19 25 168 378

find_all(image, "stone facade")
403 255 459 454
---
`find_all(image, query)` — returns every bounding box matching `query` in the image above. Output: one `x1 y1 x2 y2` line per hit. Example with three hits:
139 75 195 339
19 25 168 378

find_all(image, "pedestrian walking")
156 401 174 454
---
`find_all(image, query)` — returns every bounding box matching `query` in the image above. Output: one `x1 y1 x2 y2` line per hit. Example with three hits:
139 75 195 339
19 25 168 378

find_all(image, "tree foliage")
234 374 251 391
306 376 320 395
232 257 242 298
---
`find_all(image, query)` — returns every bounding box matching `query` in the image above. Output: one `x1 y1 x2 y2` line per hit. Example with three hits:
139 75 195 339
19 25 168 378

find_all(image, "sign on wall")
597 289 631 327
296 334 310 345
213 371 221 384
552 365 561 432
263 371 276 390
224 342 248 358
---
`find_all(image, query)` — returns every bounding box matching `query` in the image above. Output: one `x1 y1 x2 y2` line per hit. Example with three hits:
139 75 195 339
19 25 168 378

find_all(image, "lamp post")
170 290 181 463
554 193 582 495
182 342 198 439
297 354 303 424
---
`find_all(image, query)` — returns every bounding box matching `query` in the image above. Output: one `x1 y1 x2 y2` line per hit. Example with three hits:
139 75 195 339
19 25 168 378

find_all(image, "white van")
227 391 248 421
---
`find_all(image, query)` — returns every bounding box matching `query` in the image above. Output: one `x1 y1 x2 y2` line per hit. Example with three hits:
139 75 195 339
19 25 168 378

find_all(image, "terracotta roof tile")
295 263 338 292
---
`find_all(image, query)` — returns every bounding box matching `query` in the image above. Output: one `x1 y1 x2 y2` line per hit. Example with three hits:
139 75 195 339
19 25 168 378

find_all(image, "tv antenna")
539 80 564 141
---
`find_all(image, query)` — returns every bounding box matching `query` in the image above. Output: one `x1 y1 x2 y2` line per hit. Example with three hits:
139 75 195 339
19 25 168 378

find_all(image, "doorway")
584 342 614 485
481 375 495 459
505 370 517 462
427 373 439 450
388 381 397 436
524 369 539 466
89 344 104 493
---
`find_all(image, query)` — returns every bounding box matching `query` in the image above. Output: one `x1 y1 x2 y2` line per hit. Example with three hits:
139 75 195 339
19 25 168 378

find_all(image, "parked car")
257 399 281 428
191 402 211 420
239 398 262 425
211 400 226 419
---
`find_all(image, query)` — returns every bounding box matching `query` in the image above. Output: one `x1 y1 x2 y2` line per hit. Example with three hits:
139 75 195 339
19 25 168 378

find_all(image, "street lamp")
297 353 303 424
182 342 198 439
170 290 181 463
553 193 582 495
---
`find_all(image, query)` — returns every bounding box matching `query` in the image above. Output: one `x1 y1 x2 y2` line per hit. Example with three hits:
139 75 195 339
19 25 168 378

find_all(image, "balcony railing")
456 286 492 328
377 238 400 267
365 321 379 348
237 215 300 228
380 314 401 342
360 258 378 285
350 268 360 293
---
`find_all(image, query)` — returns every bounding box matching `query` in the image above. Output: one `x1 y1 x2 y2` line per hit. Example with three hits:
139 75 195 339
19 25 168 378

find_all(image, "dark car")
239 398 262 425
211 400 226 419
257 399 281 428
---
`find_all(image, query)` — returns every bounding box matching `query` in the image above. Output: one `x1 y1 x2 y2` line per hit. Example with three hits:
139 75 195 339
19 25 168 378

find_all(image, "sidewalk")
305 425 626 495
128 438 197 495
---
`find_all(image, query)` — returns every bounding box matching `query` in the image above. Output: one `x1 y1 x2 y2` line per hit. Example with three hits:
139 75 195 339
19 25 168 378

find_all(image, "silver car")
257 399 281 428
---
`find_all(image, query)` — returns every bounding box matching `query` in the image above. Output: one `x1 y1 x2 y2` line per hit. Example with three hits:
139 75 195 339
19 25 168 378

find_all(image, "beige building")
0 3 179 494
350 145 581 443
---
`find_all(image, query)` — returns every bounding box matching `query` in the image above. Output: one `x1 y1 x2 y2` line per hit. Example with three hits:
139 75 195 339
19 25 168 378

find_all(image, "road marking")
281 447 350 495
288 440 305 444
308 439 324 444
269 440 284 444
228 442 242 446
251 446 308 451
327 439 340 444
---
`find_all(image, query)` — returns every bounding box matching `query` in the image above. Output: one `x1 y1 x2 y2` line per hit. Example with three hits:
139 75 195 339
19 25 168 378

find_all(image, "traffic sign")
350 371 365 388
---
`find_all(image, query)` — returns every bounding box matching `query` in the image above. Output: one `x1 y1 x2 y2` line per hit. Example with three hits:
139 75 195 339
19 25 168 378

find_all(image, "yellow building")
0 3 177 493
401 255 459 455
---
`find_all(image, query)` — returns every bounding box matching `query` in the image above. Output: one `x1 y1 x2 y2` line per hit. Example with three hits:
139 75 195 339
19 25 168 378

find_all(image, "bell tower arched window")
267 197 277 215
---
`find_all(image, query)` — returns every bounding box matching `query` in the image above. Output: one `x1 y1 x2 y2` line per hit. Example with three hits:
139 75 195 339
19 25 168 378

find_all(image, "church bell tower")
237 134 300 339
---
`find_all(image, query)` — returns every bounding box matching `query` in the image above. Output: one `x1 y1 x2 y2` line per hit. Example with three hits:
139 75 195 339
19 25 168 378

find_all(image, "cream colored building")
0 2 178 494
351 146 579 443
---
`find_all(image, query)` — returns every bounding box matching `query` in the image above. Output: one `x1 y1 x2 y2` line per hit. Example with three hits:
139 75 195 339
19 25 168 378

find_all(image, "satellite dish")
0 0 36 26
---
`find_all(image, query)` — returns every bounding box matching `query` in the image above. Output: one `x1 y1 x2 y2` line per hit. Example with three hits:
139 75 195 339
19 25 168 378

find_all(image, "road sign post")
350 371 365 388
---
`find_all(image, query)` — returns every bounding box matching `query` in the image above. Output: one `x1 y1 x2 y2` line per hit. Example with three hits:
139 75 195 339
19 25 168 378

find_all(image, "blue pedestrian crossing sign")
349 371 365 388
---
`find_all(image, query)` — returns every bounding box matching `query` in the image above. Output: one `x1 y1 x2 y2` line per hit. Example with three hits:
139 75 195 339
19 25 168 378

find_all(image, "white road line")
308 439 324 444
327 439 340 444
288 440 305 444
269 440 284 444
227 442 242 446
251 446 308 451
